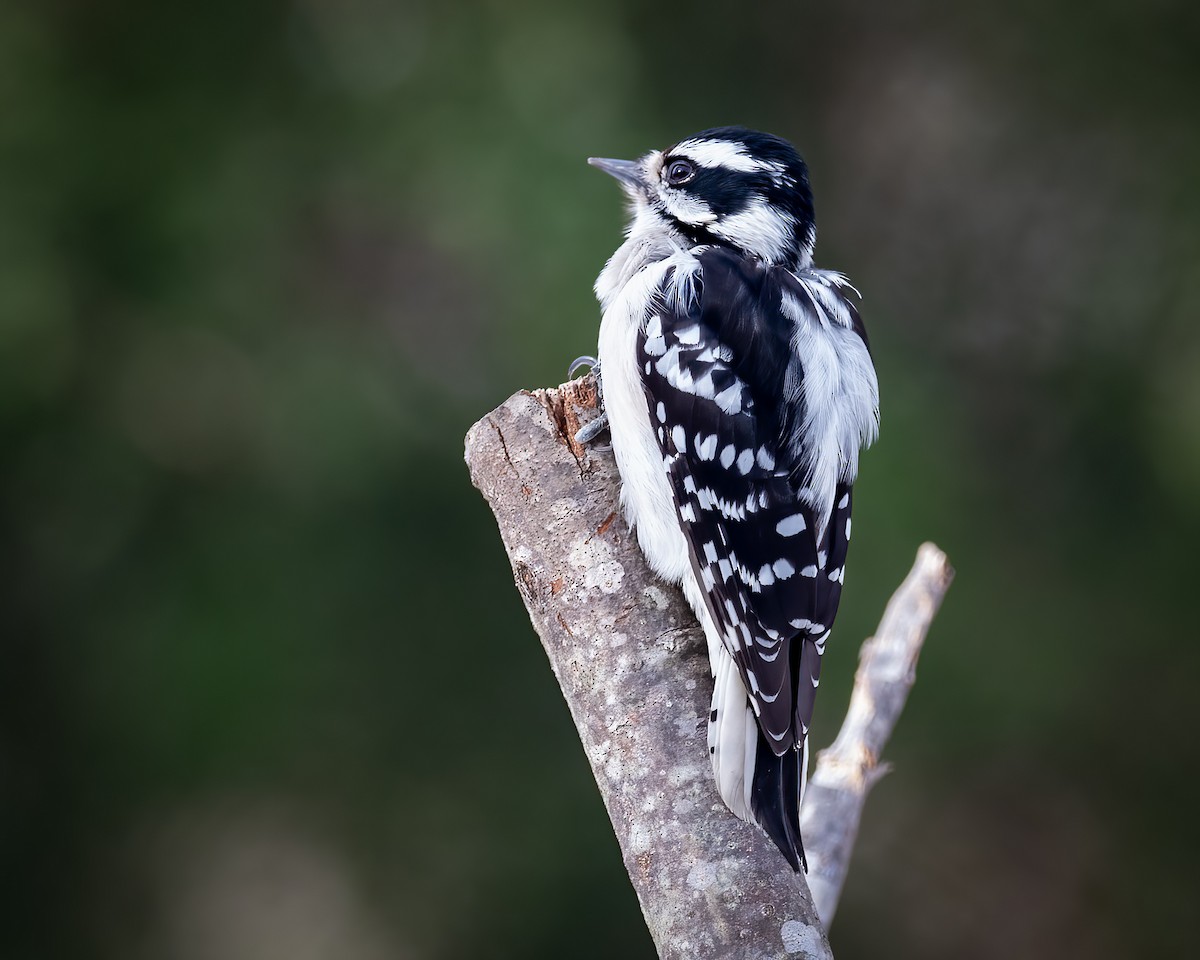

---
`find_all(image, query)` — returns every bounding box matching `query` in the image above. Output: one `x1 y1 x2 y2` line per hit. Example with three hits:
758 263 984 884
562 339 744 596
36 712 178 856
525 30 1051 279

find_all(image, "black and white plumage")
588 127 879 871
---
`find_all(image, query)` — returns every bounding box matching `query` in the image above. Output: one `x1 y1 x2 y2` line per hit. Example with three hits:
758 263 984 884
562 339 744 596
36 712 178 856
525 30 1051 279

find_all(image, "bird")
578 127 879 871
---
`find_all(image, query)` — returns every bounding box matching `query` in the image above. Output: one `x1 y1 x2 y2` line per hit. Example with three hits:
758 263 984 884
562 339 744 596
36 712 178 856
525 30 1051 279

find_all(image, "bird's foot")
574 411 609 445
567 356 607 445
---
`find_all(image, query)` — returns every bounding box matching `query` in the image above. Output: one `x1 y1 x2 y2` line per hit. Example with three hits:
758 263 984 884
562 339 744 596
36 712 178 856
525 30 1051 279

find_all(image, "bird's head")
590 126 816 269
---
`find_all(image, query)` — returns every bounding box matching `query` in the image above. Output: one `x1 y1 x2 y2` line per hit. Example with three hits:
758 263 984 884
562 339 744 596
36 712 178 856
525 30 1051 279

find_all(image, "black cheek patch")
685 168 771 217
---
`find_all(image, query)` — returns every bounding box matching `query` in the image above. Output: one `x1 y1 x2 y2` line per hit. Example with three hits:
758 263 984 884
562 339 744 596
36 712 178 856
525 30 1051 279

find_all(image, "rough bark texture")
464 377 952 958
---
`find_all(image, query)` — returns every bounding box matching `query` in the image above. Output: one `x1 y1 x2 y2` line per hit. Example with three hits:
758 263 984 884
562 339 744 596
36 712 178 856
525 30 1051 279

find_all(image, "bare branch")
799 543 955 924
465 378 951 958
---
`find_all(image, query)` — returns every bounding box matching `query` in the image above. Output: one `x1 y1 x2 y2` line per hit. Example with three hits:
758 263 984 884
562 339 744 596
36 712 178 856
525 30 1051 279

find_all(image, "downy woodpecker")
582 127 879 871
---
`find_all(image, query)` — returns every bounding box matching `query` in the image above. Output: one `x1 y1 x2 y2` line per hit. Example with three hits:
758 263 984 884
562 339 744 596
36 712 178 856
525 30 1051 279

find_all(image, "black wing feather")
638 248 859 756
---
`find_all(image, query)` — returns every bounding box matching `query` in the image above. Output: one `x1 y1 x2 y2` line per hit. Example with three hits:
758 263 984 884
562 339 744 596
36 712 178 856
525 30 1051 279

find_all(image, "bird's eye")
665 159 696 186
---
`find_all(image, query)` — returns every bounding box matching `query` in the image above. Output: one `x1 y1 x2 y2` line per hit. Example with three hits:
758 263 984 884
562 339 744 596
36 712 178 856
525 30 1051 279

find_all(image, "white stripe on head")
672 138 785 174
661 190 717 226
707 197 797 265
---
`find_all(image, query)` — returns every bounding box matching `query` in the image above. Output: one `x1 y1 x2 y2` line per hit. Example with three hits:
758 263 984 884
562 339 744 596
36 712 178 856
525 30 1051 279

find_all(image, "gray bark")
798 543 954 924
464 377 952 958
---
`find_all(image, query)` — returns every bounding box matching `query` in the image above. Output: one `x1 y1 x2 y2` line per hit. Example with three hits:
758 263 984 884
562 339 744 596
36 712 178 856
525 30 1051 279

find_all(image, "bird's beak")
588 157 645 191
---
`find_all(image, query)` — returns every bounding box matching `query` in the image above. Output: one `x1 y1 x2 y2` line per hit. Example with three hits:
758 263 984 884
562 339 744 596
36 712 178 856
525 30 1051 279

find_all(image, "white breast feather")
597 238 700 590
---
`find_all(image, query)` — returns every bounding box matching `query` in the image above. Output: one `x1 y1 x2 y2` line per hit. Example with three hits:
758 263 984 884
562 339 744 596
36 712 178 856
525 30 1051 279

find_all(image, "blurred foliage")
2 1 1199 958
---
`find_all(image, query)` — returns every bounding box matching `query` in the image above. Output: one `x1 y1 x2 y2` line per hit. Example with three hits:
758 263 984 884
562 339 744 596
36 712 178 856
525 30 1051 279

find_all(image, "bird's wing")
637 247 859 754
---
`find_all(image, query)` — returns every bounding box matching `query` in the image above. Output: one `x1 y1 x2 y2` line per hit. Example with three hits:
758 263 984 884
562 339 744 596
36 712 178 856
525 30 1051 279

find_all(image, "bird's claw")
568 355 599 380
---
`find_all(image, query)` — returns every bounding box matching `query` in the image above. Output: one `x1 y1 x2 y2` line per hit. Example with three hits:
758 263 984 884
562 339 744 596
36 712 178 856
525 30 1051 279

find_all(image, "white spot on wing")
690 372 716 399
775 514 806 536
644 329 667 356
714 382 744 414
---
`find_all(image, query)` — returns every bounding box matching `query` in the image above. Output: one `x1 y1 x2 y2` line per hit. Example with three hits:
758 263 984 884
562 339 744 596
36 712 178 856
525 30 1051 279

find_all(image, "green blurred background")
3 1 1199 957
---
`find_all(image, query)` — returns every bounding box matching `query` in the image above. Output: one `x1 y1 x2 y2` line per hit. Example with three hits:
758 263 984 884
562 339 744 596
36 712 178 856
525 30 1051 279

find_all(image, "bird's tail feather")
708 647 808 872
708 649 757 821
750 732 807 872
